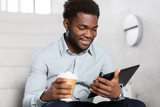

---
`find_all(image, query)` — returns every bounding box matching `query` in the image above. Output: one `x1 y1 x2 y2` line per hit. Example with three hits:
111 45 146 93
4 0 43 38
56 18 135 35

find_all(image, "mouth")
80 39 92 46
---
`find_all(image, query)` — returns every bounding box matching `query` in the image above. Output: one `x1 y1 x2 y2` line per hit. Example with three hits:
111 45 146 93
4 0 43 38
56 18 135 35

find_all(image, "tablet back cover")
119 65 140 86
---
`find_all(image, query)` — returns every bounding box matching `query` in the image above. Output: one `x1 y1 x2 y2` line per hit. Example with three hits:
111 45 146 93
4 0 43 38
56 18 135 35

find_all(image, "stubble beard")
68 28 84 52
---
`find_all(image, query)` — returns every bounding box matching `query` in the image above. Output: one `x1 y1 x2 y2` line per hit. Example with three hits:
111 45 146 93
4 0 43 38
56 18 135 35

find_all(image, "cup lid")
58 72 78 80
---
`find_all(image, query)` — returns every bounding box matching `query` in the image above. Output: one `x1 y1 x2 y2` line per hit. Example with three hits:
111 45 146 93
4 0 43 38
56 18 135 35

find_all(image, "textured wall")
0 0 160 107
95 0 160 107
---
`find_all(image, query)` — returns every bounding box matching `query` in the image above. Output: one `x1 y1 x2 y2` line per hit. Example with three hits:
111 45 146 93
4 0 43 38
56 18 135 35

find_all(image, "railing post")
0 0 1 11
50 0 53 14
33 0 35 13
18 0 21 12
1 0 8 12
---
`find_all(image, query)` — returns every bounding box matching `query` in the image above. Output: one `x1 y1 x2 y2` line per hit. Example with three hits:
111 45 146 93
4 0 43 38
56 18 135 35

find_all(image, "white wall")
0 0 160 107
95 0 160 107
0 12 64 107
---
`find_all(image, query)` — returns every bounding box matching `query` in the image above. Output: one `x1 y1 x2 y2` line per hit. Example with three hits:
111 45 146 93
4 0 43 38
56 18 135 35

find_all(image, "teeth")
84 41 89 43
81 40 90 45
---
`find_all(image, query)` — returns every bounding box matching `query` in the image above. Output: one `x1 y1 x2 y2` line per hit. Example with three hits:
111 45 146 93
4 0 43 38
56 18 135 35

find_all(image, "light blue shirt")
23 34 129 107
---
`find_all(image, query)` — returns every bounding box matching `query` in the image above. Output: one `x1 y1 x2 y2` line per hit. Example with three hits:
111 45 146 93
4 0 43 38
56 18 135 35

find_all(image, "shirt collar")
58 33 69 56
58 33 93 57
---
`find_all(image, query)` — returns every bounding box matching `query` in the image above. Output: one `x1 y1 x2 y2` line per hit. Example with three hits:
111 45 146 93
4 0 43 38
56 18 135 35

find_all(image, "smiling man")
64 12 98 54
23 0 146 107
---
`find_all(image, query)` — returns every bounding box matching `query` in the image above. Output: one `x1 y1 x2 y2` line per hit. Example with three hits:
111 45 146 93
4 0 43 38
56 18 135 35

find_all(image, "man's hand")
90 70 122 99
40 78 72 102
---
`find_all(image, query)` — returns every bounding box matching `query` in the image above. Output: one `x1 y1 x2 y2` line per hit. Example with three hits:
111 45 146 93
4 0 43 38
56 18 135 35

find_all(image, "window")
35 0 51 14
0 0 65 14
21 0 34 13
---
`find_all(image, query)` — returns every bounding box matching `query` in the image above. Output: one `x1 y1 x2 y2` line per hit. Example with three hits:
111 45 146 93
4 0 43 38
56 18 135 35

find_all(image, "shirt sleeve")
111 84 131 101
122 86 131 98
23 48 48 107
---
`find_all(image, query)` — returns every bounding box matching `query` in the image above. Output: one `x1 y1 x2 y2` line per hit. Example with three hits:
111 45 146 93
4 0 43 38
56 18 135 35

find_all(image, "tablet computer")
88 64 140 98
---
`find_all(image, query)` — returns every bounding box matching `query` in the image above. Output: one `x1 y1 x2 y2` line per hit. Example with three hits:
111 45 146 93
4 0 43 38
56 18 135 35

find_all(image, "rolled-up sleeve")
23 48 47 107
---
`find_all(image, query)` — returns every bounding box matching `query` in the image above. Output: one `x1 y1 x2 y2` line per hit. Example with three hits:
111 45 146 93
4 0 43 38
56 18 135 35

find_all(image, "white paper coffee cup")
57 72 78 101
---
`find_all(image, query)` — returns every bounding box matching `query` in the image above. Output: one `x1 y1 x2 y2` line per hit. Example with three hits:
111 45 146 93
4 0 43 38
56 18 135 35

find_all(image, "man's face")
66 12 98 53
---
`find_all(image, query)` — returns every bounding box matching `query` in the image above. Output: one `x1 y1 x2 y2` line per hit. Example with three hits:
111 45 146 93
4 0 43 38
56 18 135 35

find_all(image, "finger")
90 88 108 98
113 69 120 79
90 84 110 95
90 88 105 97
55 94 69 100
56 89 72 95
90 84 110 96
56 78 68 83
96 77 114 87
93 80 112 92
56 83 72 89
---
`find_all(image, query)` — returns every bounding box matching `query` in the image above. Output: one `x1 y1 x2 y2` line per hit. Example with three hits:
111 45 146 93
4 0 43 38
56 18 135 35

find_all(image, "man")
23 0 146 107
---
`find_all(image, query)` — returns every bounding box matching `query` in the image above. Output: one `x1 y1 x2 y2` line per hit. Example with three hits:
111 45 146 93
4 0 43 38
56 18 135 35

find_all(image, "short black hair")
63 0 100 22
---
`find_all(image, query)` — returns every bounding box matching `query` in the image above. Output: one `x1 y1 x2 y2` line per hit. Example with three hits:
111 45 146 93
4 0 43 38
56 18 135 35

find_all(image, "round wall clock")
123 14 142 46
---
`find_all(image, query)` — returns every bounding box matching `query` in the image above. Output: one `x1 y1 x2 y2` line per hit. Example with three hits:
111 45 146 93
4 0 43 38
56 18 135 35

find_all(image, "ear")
63 19 70 31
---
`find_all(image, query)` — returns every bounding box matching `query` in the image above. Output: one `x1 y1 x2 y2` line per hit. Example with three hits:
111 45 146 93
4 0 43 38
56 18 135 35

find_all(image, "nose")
84 29 93 39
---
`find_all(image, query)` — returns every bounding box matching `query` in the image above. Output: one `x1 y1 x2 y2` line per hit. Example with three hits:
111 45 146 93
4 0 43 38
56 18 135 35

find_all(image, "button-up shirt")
23 34 129 107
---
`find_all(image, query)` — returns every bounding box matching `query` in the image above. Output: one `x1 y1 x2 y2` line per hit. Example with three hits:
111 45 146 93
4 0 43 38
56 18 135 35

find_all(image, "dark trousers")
43 98 146 107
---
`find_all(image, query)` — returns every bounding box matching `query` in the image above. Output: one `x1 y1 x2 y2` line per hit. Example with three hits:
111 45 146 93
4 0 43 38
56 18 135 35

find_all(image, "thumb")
113 69 120 79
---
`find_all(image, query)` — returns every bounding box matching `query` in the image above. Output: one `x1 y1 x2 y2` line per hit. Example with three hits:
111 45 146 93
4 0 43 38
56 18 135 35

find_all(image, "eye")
92 28 97 31
78 26 86 30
